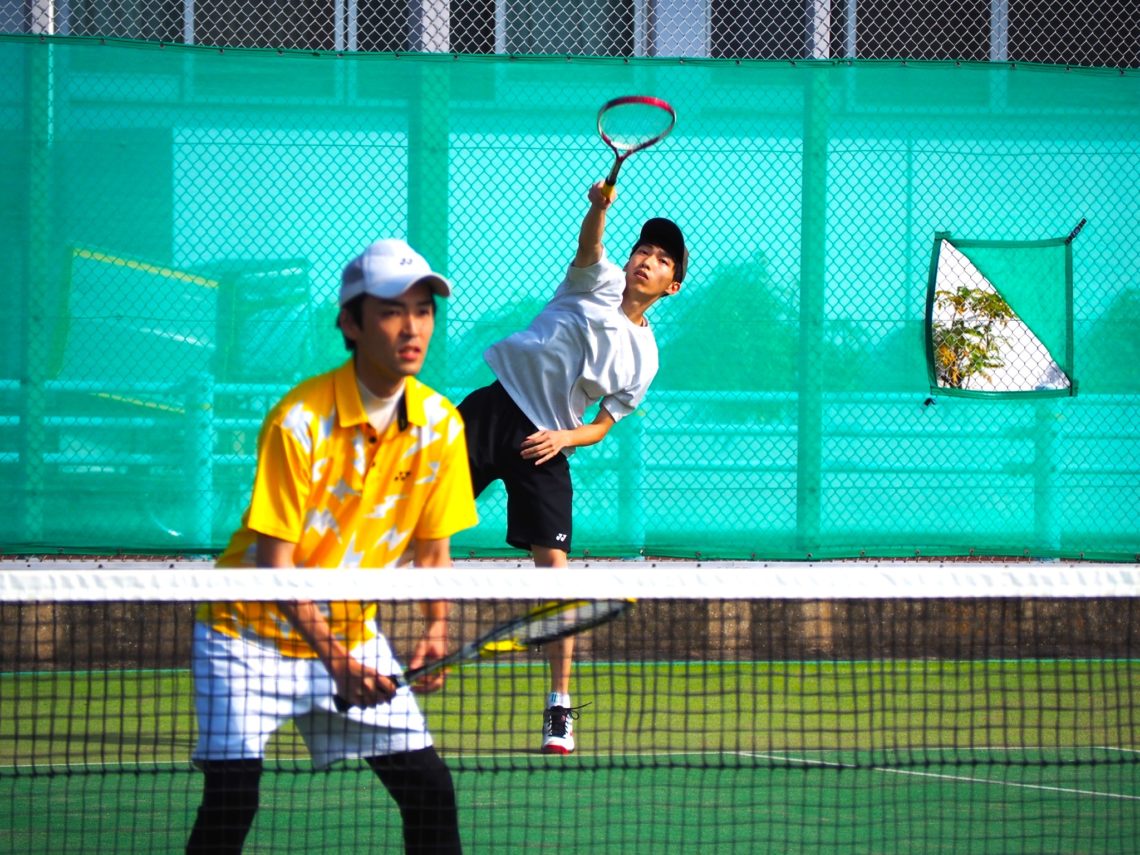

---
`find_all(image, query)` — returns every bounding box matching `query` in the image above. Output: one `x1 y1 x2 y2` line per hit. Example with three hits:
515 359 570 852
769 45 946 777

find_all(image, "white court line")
748 752 1140 802
7 748 1138 805
875 766 1140 801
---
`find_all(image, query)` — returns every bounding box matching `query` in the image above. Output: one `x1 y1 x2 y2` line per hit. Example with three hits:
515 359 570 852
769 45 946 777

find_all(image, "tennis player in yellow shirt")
188 239 478 854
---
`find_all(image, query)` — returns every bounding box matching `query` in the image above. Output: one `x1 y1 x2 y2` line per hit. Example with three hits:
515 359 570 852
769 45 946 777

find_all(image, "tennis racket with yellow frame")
335 598 634 710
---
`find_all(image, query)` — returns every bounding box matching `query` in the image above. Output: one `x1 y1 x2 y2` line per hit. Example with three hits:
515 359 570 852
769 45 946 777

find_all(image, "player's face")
625 243 681 300
342 283 436 397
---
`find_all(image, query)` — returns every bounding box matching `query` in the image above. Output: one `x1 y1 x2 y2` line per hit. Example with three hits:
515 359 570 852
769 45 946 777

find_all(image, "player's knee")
368 747 456 808
530 544 570 568
368 748 460 853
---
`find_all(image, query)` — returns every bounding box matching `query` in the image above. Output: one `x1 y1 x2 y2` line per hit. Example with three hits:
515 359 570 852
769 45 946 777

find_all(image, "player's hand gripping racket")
597 95 676 198
335 598 634 711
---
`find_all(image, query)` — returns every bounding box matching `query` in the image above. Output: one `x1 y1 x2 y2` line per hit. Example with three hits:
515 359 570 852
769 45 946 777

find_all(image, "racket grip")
603 158 621 198
333 673 407 712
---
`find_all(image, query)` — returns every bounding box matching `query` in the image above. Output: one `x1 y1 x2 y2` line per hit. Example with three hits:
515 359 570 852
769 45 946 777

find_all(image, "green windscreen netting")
2 36 1138 559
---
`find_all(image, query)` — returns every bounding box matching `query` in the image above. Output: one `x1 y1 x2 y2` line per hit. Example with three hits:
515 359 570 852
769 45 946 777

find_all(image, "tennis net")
1 560 1137 853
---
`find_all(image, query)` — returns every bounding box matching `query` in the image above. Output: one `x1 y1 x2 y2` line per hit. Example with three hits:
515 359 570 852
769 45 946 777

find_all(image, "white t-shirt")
484 253 659 453
356 377 404 432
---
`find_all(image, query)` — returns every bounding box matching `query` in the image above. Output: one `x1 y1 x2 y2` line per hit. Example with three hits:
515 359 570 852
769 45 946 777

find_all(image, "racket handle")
333 673 408 712
603 158 622 198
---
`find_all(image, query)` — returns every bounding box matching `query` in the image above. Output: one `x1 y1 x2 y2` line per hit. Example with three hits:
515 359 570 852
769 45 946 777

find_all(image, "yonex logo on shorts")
555 533 567 542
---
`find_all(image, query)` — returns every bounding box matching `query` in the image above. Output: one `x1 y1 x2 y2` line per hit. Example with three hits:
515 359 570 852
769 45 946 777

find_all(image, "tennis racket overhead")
335 598 633 711
597 95 676 196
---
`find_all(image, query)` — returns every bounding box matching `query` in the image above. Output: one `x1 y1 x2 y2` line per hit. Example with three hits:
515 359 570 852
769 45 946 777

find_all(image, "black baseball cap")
631 218 687 283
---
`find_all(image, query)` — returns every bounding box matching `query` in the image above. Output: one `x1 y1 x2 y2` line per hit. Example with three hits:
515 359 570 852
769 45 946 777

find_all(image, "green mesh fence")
2 36 1138 560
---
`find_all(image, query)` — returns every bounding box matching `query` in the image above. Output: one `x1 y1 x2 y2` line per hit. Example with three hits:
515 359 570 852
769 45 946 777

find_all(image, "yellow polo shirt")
200 359 478 657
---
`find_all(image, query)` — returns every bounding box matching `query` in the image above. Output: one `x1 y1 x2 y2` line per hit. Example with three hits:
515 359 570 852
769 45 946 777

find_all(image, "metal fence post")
187 373 215 550
1033 400 1061 559
796 66 829 557
407 61 451 377
19 38 55 547
617 410 647 553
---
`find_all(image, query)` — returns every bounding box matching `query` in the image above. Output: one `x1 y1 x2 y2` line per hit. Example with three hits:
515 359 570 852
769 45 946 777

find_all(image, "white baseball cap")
339 239 452 306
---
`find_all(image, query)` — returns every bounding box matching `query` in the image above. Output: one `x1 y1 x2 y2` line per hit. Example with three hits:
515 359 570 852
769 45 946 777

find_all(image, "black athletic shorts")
457 381 573 553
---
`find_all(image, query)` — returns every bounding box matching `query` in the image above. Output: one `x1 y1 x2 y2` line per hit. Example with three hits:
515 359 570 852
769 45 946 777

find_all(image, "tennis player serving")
457 178 687 754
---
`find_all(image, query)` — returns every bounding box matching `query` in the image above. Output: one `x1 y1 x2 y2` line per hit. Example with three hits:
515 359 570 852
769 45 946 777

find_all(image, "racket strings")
519 600 630 645
599 103 674 150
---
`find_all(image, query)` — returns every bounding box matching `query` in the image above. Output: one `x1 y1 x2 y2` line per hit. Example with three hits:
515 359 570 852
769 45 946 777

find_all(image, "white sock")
548 692 571 709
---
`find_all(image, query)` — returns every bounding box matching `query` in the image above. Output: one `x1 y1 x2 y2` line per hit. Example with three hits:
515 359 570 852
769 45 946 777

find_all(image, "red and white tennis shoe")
541 705 577 755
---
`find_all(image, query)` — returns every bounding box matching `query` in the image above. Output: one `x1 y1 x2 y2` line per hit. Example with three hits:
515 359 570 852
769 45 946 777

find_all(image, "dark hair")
336 292 439 352
337 294 366 352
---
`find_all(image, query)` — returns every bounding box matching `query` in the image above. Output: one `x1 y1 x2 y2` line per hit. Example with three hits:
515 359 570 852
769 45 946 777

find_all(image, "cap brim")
411 274 452 298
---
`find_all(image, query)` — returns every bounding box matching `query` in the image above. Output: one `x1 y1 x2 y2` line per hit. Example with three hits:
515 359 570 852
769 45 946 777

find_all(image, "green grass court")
2 660 1138 852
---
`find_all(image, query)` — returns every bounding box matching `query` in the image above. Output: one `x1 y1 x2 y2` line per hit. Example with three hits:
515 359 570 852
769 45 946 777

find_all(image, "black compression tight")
186 748 460 854
185 759 262 854
366 747 462 854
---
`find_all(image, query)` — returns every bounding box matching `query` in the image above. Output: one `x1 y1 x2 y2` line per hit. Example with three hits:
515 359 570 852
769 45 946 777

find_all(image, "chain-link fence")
5 0 1139 67
3 35 1137 560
